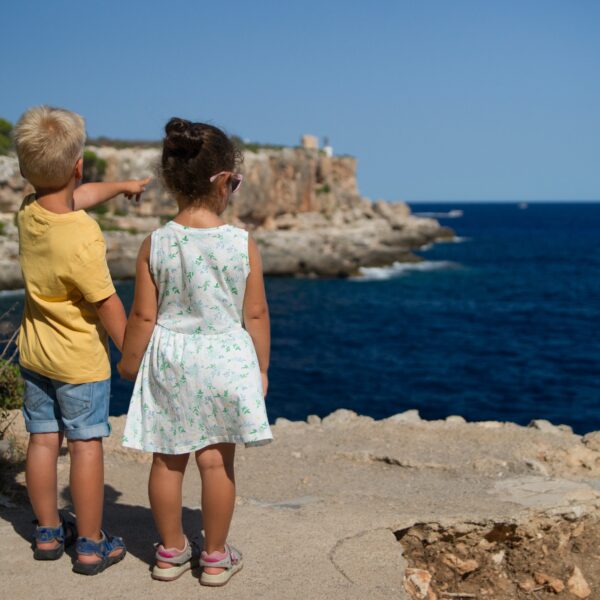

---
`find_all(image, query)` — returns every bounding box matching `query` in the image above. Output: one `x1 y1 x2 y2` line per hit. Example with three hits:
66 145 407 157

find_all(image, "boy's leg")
195 443 236 575
149 452 189 568
26 432 64 549
68 438 103 540
57 377 122 563
20 367 64 550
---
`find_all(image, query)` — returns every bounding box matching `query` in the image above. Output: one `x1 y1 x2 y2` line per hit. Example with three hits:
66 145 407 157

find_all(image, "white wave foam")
352 260 458 281
0 288 24 297
413 209 463 219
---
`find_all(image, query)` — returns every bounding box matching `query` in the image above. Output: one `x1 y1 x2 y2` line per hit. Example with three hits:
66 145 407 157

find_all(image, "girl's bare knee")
195 443 235 472
152 452 189 471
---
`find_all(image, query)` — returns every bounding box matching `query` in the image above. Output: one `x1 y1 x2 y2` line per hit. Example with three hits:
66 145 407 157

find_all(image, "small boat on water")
518 202 528 210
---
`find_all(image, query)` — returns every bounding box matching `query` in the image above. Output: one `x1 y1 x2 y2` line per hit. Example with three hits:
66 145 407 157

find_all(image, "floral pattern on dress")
123 222 273 454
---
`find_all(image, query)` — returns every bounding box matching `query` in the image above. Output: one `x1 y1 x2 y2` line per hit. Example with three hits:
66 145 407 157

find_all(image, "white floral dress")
122 222 273 454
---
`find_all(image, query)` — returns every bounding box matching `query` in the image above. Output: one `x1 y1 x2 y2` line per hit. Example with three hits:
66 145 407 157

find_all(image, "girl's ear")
74 157 84 181
218 174 231 200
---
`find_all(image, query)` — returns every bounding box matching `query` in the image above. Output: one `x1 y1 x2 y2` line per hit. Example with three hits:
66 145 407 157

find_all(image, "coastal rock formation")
0 146 453 288
3 408 600 599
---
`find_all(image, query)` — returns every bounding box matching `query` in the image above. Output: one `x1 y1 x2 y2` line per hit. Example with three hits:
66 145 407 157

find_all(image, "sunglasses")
209 171 243 194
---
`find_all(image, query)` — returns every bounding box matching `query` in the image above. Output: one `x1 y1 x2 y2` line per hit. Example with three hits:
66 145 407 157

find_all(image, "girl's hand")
261 371 268 397
117 361 137 381
123 177 152 203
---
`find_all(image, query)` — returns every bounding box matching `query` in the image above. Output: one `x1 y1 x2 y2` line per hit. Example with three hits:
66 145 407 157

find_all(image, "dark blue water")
2 203 599 433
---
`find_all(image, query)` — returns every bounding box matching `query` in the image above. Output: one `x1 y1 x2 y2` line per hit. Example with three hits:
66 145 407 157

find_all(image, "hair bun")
164 117 203 158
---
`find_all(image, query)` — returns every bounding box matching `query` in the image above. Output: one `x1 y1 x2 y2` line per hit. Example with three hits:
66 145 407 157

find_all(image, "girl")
118 118 273 587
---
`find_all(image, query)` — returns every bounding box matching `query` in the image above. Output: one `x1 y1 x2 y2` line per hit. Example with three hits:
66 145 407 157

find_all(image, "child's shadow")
59 485 205 569
0 480 204 572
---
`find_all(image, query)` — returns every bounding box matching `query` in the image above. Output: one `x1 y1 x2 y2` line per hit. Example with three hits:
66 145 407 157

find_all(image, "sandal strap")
76 530 125 558
154 537 195 565
35 523 64 544
200 543 241 569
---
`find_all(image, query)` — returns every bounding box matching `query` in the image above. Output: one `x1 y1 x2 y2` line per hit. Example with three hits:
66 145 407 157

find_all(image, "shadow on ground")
0 471 204 569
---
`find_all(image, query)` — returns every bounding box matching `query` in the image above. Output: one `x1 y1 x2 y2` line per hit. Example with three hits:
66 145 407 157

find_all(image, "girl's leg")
26 432 64 550
149 452 189 568
195 443 236 575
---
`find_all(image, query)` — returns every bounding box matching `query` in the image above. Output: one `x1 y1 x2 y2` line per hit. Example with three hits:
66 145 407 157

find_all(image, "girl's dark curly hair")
161 118 242 208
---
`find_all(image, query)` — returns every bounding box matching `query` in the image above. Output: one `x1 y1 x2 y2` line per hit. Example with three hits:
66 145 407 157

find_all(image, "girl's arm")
243 236 270 395
74 177 151 211
117 235 158 381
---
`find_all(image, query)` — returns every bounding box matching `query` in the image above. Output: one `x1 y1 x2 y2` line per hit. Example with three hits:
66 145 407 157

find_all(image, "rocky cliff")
0 145 453 288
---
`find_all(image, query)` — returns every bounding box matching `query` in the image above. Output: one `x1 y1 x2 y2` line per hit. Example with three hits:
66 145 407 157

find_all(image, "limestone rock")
321 409 359 427
440 552 479 575
582 431 600 452
533 571 565 593
528 419 563 434
385 409 422 424
0 145 454 287
567 566 591 598
404 568 435 599
445 415 466 425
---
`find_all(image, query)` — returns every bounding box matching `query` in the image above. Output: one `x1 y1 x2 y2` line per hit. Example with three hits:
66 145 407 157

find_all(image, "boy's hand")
261 371 268 397
123 177 152 203
117 361 137 381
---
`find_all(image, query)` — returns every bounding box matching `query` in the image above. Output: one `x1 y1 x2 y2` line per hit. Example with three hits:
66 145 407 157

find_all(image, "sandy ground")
2 409 600 599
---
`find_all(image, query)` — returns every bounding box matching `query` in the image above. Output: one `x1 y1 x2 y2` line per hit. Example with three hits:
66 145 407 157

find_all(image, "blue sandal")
73 531 127 576
33 516 77 561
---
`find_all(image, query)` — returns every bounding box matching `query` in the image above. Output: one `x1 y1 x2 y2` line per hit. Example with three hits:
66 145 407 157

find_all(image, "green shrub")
90 203 109 215
0 118 13 155
0 358 23 411
0 222 5 236
316 184 331 195
83 149 107 183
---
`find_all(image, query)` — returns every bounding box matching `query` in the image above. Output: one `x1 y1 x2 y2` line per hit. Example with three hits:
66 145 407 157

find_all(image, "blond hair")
14 106 86 189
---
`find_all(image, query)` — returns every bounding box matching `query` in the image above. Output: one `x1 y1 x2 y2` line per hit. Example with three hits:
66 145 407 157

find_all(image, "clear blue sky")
2 1 599 201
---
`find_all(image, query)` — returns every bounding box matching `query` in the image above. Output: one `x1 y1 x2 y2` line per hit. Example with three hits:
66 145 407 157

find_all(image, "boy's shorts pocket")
21 368 52 412
58 382 93 419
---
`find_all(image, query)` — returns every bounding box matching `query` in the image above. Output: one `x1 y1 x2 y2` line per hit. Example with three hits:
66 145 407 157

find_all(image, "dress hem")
122 434 273 455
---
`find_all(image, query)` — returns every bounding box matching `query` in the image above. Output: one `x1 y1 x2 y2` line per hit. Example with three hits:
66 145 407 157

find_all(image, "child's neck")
174 205 225 229
35 179 78 214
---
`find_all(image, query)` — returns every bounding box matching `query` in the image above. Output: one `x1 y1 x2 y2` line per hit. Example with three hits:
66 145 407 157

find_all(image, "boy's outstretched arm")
95 293 127 351
74 177 152 211
243 236 270 396
117 236 158 381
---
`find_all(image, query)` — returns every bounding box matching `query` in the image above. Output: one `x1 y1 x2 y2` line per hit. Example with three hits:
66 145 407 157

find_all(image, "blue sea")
2 203 599 433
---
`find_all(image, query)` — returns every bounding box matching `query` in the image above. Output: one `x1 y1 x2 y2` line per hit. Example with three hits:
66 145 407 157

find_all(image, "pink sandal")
199 543 243 586
152 536 199 581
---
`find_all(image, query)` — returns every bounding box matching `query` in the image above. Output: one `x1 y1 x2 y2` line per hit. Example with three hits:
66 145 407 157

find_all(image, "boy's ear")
74 158 83 181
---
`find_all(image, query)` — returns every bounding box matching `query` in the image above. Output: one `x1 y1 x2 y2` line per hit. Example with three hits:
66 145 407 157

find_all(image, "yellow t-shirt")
17 195 116 383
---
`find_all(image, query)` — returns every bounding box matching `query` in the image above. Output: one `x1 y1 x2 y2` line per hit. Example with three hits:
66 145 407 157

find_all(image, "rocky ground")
2 409 600 599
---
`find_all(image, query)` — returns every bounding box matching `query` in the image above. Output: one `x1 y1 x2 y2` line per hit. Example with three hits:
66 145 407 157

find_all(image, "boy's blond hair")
14 106 86 189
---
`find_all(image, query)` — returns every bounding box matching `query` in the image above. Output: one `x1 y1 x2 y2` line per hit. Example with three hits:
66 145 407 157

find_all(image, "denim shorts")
20 366 111 440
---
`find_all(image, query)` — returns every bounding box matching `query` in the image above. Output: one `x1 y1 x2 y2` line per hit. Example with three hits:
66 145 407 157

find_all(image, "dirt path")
2 410 600 599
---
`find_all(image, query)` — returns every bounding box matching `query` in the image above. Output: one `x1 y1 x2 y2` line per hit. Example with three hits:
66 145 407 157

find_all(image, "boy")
13 105 150 575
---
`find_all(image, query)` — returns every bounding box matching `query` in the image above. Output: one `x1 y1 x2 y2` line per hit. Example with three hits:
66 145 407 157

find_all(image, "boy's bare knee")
68 438 102 456
29 432 62 449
